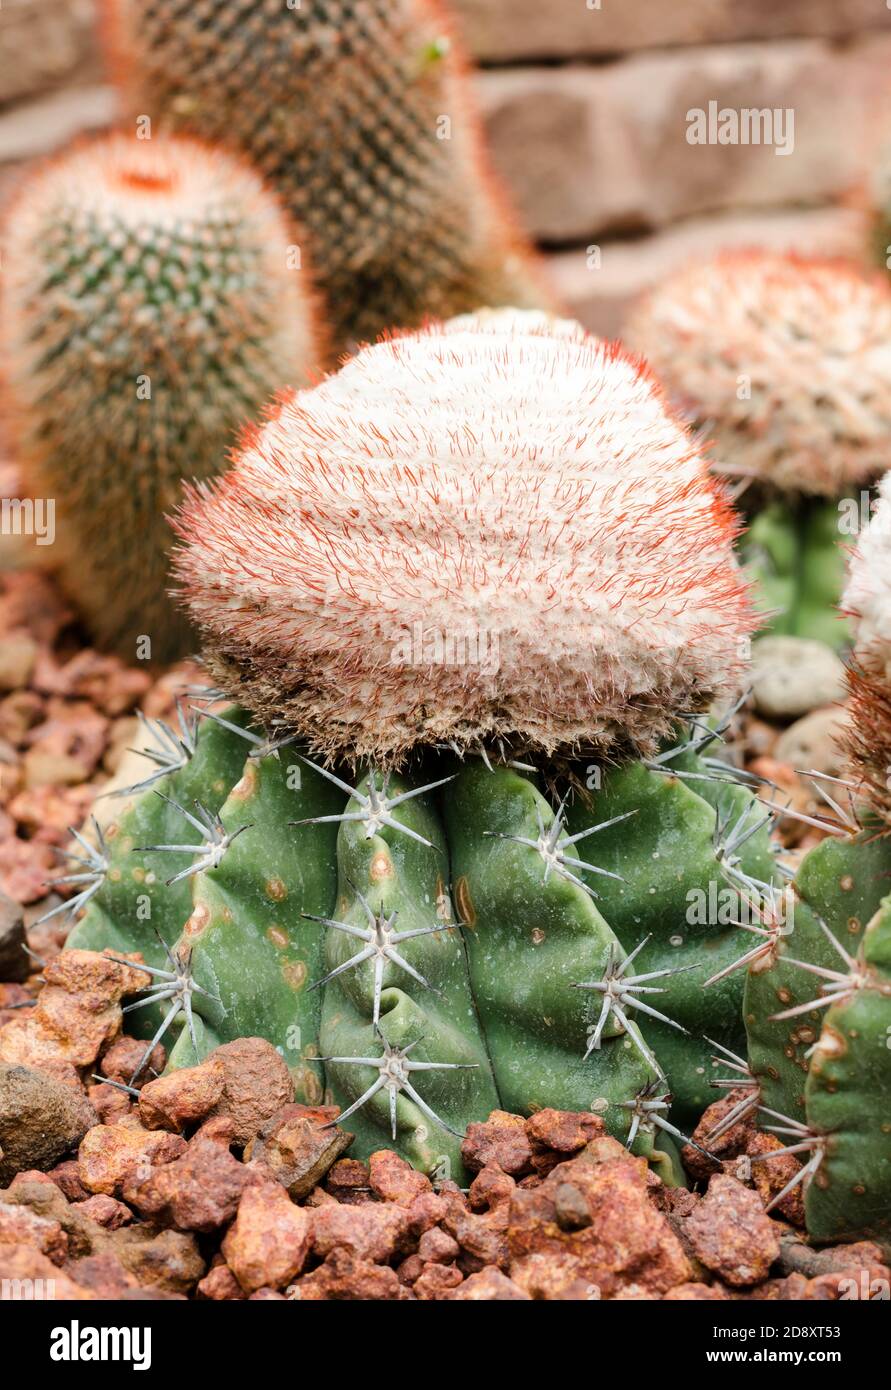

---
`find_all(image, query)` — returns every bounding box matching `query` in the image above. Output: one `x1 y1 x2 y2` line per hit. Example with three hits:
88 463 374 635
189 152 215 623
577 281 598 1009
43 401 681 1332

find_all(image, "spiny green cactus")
626 251 891 650
0 132 323 661
61 312 785 1183
64 701 780 1182
716 830 891 1244
731 465 891 1241
101 0 551 352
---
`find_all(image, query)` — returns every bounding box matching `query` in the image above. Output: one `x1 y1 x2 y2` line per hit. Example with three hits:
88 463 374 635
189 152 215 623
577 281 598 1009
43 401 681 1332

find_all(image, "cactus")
843 472 891 824
715 501 891 1243
100 0 551 352
744 500 850 651
172 310 754 762
65 311 783 1182
0 132 324 661
725 831 891 1246
625 251 891 650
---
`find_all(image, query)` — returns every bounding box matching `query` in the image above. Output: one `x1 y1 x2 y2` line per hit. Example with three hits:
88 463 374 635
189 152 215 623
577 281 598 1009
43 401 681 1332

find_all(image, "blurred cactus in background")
626 251 891 650
100 0 553 354
0 133 325 661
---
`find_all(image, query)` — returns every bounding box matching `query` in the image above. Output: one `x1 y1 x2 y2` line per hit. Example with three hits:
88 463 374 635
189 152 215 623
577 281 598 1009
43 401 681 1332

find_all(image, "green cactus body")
320 769 499 1183
743 834 891 1121
104 0 549 351
562 749 779 1124
442 762 655 1129
173 749 343 1100
66 707 252 1035
63 704 785 1182
873 219 891 278
0 134 320 660
804 901 891 1243
869 144 891 276
741 832 891 1243
742 498 851 650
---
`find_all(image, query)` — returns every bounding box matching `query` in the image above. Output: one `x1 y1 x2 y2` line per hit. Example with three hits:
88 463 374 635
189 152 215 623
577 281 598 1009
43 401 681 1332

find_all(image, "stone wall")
0 0 111 175
1 0 891 335
452 0 891 333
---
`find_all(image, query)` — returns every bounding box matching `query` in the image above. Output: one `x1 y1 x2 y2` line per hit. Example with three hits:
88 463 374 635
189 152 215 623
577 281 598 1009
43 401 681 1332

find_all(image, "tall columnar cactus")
100 0 552 352
0 132 324 661
716 496 891 1244
625 251 891 649
65 311 782 1184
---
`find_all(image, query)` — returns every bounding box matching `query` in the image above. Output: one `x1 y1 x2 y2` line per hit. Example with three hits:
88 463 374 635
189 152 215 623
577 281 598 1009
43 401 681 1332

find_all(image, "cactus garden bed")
0 565 886 1301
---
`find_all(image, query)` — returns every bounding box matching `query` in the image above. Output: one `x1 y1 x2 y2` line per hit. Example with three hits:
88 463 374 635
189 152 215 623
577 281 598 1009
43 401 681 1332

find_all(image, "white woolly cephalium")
845 472 891 683
842 473 891 823
175 310 755 763
625 252 891 498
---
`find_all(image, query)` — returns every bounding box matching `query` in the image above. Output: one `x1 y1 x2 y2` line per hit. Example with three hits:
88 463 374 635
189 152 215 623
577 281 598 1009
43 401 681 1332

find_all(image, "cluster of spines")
625 249 891 499
59 685 790 1182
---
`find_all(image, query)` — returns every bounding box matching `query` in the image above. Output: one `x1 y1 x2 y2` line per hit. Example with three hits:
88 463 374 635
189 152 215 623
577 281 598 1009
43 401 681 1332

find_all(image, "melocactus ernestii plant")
175 309 755 763
67 311 783 1183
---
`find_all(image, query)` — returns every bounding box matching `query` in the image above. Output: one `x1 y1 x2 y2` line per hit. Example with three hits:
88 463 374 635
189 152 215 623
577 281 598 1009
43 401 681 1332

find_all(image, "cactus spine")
101 0 552 352
0 133 324 661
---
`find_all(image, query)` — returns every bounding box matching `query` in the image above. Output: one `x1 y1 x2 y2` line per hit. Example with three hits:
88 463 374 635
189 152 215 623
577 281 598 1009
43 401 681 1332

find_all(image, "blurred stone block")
474 36 891 242
453 0 891 63
0 85 115 166
0 0 101 108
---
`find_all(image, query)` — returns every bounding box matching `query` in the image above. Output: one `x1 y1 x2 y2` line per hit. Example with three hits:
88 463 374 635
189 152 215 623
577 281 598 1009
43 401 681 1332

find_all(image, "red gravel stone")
462 1110 534 1176
290 1248 405 1301
223 1183 312 1294
312 1200 412 1264
685 1174 782 1287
